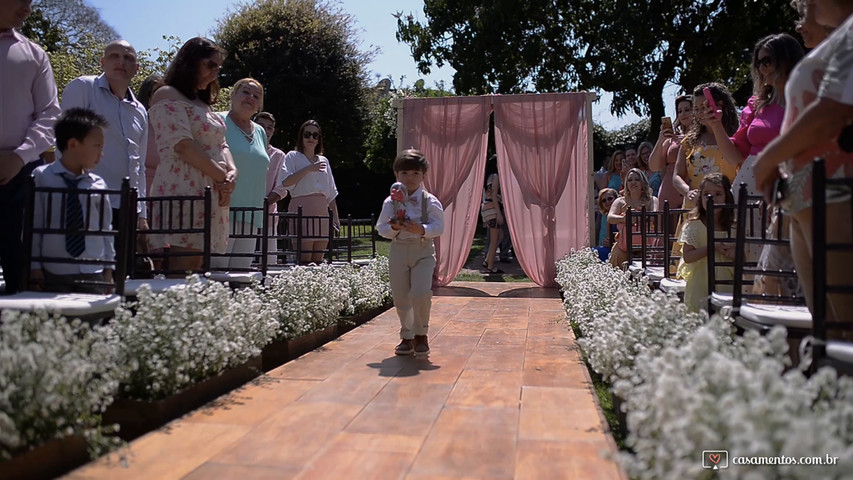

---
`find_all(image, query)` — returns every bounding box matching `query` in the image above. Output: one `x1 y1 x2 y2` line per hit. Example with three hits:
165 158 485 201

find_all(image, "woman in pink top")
707 34 804 203
650 94 692 211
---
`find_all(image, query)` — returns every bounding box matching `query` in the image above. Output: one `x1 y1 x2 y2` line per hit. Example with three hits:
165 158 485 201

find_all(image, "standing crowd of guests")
592 0 853 338
1 1 341 295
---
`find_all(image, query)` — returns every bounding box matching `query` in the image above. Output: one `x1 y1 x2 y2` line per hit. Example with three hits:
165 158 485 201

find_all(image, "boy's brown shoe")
413 335 430 356
395 339 414 355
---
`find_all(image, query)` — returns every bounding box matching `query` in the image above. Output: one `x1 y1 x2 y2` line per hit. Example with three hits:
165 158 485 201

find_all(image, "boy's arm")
376 198 400 239
422 195 445 238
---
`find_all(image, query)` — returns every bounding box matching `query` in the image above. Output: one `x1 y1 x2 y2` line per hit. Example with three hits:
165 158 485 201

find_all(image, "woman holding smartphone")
650 95 692 212
706 34 804 203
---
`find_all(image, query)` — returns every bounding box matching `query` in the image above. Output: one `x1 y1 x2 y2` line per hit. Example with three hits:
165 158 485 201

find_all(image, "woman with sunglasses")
708 34 804 205
148 37 236 274
282 120 340 264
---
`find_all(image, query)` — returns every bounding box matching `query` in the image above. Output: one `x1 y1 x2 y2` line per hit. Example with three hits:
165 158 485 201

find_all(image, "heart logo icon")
709 454 721 464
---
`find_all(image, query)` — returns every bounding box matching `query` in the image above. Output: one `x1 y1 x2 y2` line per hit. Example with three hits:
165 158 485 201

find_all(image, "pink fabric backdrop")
493 94 590 286
401 96 490 286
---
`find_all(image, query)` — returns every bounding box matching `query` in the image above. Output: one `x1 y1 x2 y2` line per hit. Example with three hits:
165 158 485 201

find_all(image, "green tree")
213 0 376 169
31 0 118 47
396 0 798 137
19 7 65 52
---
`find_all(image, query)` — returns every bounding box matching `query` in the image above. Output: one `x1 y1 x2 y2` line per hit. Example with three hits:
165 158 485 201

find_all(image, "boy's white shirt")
31 161 115 274
377 186 444 240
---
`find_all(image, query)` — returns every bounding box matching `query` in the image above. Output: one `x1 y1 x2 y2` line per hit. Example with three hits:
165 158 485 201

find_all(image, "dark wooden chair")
124 187 213 295
659 201 690 296
0 176 133 320
705 195 738 313
808 157 853 376
626 205 666 285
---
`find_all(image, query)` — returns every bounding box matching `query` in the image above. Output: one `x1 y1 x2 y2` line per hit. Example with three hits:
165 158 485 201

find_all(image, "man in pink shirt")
0 0 61 293
254 111 289 264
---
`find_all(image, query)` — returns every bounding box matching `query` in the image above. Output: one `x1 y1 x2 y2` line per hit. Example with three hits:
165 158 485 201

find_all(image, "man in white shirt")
59 40 148 230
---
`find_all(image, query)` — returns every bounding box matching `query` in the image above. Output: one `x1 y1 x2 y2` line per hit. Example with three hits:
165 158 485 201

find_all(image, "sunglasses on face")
603 196 617 202
756 56 773 68
303 131 320 140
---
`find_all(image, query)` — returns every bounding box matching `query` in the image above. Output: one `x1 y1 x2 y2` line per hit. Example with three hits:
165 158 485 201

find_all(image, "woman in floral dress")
148 37 236 273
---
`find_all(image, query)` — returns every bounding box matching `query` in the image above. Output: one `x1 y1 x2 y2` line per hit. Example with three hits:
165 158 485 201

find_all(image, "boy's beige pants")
389 238 436 339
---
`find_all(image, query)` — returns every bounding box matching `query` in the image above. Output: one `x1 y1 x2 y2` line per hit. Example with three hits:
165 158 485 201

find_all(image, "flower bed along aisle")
555 249 853 479
0 434 88 480
2 257 393 476
102 356 262 441
261 302 392 371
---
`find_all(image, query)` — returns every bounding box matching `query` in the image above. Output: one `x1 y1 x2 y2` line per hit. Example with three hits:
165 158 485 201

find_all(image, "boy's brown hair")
393 149 429 173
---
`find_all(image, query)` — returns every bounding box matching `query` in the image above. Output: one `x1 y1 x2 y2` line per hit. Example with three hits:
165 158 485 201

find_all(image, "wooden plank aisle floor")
65 282 627 480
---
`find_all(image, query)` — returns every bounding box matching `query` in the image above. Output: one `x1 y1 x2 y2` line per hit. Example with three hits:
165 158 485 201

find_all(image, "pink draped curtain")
493 93 590 286
401 97 490 286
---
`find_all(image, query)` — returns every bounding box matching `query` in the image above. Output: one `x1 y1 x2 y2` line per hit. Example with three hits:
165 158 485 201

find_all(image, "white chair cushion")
0 292 121 317
207 271 264 284
827 341 853 364
124 278 207 295
711 292 733 309
660 277 686 294
628 261 644 276
738 303 812 330
645 266 665 281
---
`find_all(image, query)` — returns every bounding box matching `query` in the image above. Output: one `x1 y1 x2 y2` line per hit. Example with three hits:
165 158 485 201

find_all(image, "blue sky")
86 0 647 129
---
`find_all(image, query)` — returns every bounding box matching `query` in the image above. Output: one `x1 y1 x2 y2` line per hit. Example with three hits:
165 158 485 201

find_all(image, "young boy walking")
377 149 445 356
29 108 115 294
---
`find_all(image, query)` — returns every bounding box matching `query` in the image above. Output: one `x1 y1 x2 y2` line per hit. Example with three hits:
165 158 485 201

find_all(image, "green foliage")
213 0 376 169
19 8 65 52
362 78 454 173
593 119 651 169
396 0 798 138
594 120 652 171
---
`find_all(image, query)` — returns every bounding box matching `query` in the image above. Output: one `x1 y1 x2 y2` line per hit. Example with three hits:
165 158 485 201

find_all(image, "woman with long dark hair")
147 37 236 273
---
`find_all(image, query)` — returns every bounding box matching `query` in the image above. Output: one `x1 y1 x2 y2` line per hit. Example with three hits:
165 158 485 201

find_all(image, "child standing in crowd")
594 188 618 262
377 149 444 356
676 173 735 312
30 108 115 294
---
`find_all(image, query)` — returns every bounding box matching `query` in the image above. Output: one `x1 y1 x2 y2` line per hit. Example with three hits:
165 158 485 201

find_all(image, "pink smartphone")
703 87 720 119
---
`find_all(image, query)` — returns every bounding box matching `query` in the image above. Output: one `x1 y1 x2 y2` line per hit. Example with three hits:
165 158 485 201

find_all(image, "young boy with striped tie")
29 108 115 294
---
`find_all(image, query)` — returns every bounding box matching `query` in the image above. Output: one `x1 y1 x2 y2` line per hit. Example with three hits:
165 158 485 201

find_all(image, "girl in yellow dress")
676 173 736 312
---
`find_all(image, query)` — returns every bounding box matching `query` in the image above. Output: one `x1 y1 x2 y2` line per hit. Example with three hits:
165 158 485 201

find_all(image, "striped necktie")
61 174 86 257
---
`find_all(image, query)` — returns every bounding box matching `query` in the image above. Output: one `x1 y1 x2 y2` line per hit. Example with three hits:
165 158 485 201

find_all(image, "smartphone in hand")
661 116 673 133
703 87 720 119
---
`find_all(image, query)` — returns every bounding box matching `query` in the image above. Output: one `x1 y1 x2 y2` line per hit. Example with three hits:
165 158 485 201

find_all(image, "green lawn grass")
569 320 626 450
340 224 530 283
